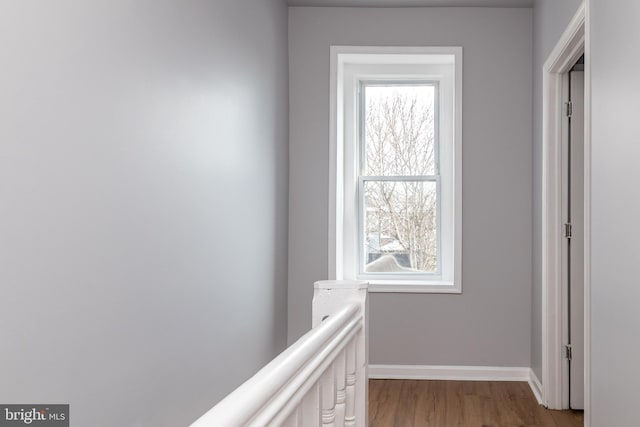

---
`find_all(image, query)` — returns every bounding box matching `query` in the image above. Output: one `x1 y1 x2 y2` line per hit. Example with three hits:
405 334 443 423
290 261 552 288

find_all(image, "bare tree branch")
363 86 437 272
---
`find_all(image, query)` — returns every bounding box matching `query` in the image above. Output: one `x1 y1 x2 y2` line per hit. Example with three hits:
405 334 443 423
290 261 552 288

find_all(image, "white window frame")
329 46 463 293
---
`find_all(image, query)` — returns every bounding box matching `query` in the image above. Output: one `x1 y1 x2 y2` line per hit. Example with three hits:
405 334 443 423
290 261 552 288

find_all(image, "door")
568 67 584 410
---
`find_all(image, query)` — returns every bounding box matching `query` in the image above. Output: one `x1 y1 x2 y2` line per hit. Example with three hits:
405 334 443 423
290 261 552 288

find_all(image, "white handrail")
191 303 362 427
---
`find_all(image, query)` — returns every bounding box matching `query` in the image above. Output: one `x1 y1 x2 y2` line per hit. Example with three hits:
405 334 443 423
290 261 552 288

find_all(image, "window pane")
363 180 438 273
363 84 436 176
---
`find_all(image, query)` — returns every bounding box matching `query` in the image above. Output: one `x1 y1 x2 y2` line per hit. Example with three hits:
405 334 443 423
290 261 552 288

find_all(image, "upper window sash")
358 80 441 178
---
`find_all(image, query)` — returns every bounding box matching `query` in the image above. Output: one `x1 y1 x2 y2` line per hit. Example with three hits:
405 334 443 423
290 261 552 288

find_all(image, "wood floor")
369 380 583 427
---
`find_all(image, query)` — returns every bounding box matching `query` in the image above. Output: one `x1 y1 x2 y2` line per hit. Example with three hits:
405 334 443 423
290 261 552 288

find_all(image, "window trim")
328 46 463 294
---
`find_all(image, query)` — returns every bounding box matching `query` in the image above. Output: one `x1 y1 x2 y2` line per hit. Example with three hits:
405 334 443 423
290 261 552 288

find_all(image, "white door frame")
541 1 590 421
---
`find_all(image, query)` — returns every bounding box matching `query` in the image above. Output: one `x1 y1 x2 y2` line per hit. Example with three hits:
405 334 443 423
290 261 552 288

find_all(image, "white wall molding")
369 365 530 382
528 369 544 405
583 2 591 425
370 365 545 406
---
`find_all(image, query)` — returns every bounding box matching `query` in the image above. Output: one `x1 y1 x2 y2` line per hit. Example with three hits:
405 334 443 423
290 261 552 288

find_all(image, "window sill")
367 280 461 294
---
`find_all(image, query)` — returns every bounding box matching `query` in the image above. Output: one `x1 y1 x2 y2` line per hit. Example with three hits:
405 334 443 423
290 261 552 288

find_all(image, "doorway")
540 2 589 417
564 58 585 410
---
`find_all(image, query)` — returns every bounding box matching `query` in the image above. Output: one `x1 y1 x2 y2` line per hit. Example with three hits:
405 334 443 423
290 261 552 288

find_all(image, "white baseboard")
368 364 531 382
369 365 545 406
528 369 544 405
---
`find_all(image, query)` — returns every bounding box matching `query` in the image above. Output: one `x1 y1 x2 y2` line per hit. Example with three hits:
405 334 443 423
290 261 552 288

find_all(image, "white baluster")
354 329 367 427
321 365 336 427
300 383 321 427
334 350 346 427
344 339 357 427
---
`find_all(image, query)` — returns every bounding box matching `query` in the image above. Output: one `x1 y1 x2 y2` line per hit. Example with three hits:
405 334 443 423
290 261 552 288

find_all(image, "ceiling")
287 0 533 7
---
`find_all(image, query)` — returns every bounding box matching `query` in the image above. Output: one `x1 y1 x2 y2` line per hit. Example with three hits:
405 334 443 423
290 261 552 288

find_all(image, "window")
329 46 462 293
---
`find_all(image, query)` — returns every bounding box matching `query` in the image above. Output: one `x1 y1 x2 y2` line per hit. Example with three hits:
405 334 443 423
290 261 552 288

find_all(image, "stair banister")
191 279 368 427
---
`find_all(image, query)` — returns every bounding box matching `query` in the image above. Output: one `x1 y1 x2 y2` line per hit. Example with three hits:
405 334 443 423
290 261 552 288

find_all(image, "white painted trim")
328 46 340 281
528 369 544 405
583 2 592 425
328 46 463 293
368 365 530 382
368 282 461 294
541 1 587 412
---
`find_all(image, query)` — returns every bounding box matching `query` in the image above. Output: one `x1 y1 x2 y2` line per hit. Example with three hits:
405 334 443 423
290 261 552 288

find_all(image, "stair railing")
191 280 368 427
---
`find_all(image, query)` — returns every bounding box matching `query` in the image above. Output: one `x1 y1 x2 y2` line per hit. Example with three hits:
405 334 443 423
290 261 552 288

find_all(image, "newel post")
313 280 368 427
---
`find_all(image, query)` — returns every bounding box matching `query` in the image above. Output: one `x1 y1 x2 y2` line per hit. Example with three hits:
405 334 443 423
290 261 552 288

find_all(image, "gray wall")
0 1 288 426
530 0 583 381
590 0 640 423
289 7 533 367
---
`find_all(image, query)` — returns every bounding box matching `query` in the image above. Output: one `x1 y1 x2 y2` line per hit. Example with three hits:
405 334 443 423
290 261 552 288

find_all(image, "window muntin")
358 82 441 277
